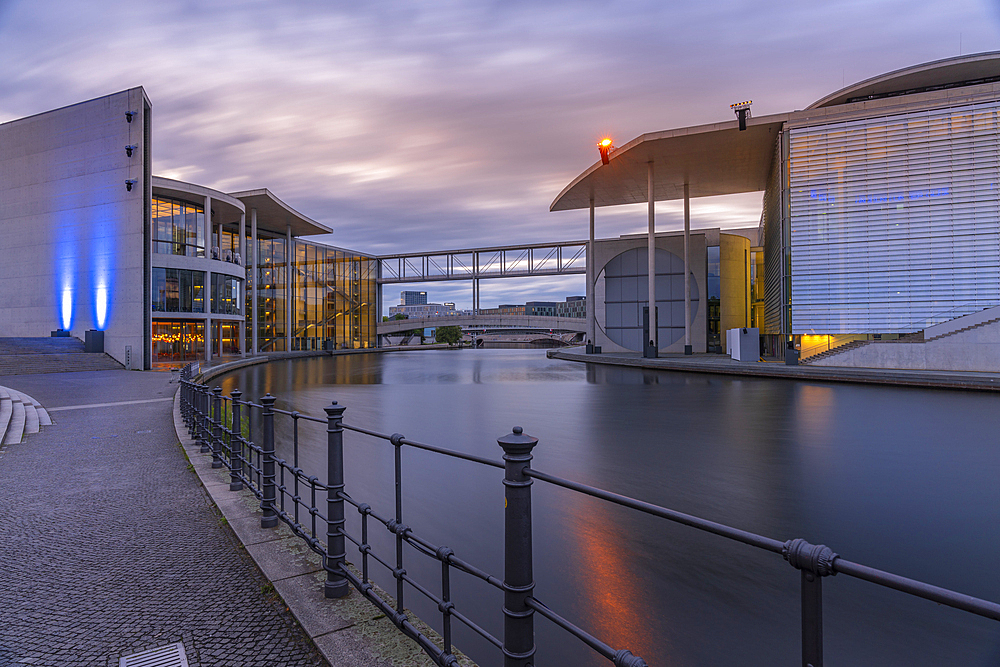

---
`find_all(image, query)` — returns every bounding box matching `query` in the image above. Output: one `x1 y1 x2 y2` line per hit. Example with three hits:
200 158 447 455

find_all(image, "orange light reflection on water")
566 495 676 666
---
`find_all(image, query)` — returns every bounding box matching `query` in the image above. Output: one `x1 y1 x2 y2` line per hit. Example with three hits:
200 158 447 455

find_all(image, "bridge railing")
179 364 1000 667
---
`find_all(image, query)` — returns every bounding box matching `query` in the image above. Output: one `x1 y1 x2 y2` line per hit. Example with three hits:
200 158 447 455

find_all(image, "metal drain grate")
119 642 189 667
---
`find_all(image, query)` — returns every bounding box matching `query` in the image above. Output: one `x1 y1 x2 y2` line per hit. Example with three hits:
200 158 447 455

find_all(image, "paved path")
0 370 329 667
549 348 1000 391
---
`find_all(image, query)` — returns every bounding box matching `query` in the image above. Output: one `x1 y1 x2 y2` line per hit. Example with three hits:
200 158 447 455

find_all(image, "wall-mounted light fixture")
730 101 752 131
125 144 137 157
598 138 614 165
125 111 137 123
125 179 138 192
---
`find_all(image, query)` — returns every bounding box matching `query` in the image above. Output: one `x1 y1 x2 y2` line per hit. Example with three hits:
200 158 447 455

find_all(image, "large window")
153 197 205 257
600 247 699 352
152 268 205 312
152 320 204 364
211 274 243 315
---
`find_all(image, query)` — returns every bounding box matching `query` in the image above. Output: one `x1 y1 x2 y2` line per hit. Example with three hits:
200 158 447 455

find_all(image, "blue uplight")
61 287 73 330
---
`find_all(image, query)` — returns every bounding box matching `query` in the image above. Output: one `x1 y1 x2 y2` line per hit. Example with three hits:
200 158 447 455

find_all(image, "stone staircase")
801 339 871 364
926 315 1000 342
0 386 52 445
0 337 124 376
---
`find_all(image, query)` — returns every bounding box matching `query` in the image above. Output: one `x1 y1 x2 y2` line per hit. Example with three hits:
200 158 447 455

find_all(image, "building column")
285 224 292 352
251 208 258 356
587 196 595 349
204 195 212 259
239 212 246 358
647 161 657 355
684 183 692 355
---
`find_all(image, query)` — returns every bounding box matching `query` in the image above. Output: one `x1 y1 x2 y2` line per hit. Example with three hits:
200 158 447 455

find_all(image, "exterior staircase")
926 315 1000 341
0 337 123 376
0 386 52 445
800 339 870 364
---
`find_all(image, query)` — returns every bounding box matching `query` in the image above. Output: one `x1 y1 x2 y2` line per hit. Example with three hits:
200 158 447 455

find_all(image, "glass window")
153 196 205 257
152 320 204 365
151 268 205 313
211 273 243 315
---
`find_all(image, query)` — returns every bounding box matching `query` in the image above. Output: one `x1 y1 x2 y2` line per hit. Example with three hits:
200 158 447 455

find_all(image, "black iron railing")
179 364 1000 667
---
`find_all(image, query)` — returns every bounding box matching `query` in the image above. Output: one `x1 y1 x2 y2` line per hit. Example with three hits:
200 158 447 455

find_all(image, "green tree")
435 325 462 346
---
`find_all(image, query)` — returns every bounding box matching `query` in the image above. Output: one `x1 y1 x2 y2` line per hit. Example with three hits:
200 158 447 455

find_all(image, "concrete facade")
0 88 150 368
811 317 1000 372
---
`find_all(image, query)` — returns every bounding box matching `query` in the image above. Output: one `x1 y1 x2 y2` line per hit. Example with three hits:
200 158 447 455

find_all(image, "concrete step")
21 398 39 435
0 352 124 376
0 337 87 355
0 391 11 444
3 396 24 445
0 387 51 444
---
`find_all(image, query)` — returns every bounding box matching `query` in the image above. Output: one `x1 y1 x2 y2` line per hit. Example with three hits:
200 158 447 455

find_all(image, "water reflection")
217 350 1000 667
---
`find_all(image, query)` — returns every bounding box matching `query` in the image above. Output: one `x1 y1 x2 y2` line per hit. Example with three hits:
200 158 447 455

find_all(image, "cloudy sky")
2 0 998 311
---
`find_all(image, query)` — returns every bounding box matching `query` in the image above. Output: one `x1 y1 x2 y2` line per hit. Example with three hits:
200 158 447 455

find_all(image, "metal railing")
179 364 1000 667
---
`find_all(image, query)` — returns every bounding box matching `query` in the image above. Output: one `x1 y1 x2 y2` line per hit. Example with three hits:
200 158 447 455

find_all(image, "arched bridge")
377 315 587 336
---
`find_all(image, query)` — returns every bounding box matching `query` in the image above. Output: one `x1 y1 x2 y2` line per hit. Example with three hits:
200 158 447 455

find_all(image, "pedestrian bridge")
376 314 587 335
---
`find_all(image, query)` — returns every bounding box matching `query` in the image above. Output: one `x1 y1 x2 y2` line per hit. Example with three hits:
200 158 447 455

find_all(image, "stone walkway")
0 370 328 667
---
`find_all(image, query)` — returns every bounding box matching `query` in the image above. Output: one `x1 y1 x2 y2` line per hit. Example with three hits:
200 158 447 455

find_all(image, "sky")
2 0 999 313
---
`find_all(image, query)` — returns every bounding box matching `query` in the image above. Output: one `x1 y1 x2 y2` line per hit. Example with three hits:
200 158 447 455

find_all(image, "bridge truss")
377 240 587 285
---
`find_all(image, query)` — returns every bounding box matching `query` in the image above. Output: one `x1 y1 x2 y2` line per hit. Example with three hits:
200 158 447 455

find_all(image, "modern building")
524 301 558 317
387 303 461 318
556 296 586 319
400 290 428 306
0 88 377 369
552 52 1000 357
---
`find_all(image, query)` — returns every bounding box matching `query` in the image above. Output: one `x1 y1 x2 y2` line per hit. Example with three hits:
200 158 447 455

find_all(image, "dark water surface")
217 350 1000 667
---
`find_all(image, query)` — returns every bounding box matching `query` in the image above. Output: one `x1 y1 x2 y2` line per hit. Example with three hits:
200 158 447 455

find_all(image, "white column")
285 224 292 352
239 212 246 357
251 208 258 356
587 197 595 348
647 161 657 354
684 183 692 355
203 195 212 258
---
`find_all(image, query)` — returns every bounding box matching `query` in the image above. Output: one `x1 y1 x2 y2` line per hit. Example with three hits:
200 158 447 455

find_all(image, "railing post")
498 426 537 667
211 387 223 468
199 385 210 453
783 538 839 667
229 389 243 491
324 401 348 598
260 393 278 528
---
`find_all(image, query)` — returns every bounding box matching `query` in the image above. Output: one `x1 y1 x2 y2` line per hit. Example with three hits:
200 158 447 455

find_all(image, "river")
216 349 1000 667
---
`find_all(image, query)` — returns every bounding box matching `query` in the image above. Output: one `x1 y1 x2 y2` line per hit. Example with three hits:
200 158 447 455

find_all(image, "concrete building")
388 303 461 318
552 52 1000 359
0 88 377 369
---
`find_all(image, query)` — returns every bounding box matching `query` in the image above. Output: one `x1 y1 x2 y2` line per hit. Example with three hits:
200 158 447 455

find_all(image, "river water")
216 349 1000 667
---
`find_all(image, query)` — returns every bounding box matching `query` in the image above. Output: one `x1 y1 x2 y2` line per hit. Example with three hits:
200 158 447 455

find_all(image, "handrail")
178 363 1000 667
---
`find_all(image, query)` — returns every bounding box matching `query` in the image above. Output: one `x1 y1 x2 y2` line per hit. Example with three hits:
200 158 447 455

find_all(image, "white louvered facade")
788 101 1000 334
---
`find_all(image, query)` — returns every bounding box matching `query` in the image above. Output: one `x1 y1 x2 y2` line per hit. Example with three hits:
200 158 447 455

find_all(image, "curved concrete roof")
550 114 785 212
152 176 245 222
228 188 333 236
808 51 1000 109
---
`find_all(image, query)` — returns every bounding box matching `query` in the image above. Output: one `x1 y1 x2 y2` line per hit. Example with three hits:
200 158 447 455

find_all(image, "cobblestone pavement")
0 370 329 667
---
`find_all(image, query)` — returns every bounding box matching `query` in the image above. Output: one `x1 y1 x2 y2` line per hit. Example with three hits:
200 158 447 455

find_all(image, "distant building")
478 304 525 316
525 302 558 317
556 296 586 318
400 291 428 306
388 303 460 318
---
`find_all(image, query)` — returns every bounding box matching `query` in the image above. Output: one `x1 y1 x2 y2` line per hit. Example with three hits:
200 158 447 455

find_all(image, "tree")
435 325 462 346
